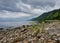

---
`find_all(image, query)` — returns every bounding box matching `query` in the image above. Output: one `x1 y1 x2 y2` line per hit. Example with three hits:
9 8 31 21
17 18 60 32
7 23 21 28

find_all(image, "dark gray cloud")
0 0 21 12
0 0 57 12
0 0 60 18
22 0 56 8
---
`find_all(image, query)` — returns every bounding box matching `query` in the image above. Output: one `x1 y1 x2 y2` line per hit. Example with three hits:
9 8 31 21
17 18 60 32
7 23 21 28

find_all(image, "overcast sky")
0 0 60 19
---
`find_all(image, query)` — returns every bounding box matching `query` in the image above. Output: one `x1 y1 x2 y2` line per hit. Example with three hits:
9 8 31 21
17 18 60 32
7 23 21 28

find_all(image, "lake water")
0 21 34 29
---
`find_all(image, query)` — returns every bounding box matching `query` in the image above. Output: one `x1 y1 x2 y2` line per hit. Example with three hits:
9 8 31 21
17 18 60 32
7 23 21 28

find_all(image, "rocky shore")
0 22 60 43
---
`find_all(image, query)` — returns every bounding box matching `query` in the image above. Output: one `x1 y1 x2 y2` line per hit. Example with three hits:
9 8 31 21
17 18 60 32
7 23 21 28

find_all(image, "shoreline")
0 22 60 43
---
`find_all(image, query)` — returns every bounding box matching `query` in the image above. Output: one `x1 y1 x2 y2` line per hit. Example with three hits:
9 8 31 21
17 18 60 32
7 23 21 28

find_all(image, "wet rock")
0 28 4 30
22 25 26 28
14 27 21 29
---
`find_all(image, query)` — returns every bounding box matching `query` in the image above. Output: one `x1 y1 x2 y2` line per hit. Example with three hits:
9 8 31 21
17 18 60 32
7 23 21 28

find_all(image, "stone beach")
0 22 60 43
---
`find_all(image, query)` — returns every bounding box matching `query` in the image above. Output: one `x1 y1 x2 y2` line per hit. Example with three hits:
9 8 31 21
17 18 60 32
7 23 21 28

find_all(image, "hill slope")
32 9 60 22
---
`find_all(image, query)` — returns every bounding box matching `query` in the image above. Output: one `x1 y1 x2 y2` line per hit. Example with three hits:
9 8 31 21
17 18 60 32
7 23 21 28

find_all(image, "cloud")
0 0 20 12
0 0 32 19
0 0 60 19
16 2 32 13
0 10 31 18
31 9 46 16
22 0 60 11
22 0 56 8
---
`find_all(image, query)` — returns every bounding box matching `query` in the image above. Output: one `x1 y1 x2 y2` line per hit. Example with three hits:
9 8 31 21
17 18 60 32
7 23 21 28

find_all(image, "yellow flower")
42 21 45 24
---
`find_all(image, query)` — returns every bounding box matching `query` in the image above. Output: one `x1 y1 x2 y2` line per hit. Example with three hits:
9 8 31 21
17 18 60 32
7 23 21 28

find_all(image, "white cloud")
54 1 60 9
16 2 32 13
31 9 46 16
0 10 31 18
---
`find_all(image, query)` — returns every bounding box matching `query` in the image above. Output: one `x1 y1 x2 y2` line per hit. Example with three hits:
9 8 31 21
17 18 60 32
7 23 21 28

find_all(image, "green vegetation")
41 21 45 33
30 22 40 36
29 22 46 36
46 9 60 20
31 9 60 22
